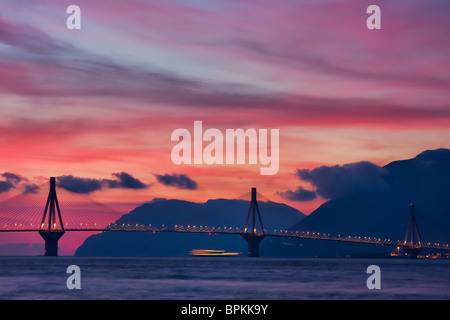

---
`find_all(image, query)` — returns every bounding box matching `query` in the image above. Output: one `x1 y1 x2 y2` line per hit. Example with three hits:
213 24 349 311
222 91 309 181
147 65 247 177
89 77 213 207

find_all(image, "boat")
189 249 240 257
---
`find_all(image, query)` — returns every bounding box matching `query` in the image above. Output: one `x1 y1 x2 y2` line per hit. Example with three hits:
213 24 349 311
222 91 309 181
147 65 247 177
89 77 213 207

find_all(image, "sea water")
0 257 448 300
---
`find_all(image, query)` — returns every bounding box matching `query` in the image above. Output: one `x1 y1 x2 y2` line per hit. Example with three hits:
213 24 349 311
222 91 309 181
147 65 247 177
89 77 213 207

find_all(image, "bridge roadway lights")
39 231 65 256
241 234 265 257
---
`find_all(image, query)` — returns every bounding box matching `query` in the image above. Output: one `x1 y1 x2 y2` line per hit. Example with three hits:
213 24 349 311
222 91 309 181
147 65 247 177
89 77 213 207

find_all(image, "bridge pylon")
38 177 65 256
241 187 265 257
401 203 422 258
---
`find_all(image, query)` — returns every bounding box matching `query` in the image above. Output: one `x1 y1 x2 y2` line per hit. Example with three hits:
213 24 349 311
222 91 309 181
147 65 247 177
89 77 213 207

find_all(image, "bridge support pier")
242 234 265 257
401 204 423 258
38 177 65 257
39 231 65 256
241 188 266 257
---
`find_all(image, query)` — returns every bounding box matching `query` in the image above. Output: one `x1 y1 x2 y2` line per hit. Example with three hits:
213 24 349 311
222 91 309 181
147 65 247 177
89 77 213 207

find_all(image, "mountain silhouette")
76 149 449 257
75 199 306 256
266 149 450 257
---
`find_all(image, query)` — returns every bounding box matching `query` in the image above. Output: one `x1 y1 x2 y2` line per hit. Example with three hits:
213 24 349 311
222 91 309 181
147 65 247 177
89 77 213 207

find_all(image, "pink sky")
0 0 449 254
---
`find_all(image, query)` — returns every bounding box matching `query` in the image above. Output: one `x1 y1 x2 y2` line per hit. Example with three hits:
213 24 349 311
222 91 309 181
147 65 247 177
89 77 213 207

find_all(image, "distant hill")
76 149 450 257
75 199 306 256
266 149 450 257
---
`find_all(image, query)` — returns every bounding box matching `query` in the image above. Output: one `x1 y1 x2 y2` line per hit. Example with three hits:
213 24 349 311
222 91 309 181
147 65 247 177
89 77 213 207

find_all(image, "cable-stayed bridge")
0 177 448 257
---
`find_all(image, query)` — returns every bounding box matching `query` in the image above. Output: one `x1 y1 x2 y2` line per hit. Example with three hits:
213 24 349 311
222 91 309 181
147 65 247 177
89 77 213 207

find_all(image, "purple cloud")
155 173 198 190
57 173 148 194
296 161 390 199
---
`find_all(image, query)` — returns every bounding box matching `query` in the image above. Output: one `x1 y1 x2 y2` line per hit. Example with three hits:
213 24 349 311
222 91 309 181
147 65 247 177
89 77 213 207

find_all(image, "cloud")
296 161 389 199
105 172 148 189
57 175 103 194
0 180 15 193
0 172 37 194
23 183 40 194
57 172 148 194
277 186 317 202
155 173 198 190
278 161 390 201
1 172 24 183
1 9 449 134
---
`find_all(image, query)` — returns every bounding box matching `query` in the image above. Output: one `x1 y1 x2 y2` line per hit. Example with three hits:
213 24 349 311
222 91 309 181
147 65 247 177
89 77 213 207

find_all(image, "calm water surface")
0 257 448 299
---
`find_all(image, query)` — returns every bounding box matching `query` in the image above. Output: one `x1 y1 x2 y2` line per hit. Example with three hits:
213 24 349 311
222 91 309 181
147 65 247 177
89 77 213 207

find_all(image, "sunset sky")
0 1 449 253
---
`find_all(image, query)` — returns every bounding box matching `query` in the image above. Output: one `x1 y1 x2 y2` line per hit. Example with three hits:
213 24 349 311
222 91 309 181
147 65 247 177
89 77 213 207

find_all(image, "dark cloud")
0 172 33 194
277 186 317 202
0 180 15 193
23 183 39 194
104 172 148 189
1 172 24 183
57 172 148 194
155 173 198 190
296 161 389 199
57 175 103 194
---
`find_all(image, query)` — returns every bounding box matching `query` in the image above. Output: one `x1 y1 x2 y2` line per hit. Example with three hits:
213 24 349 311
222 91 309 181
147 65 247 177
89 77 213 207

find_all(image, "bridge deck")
2 224 448 251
